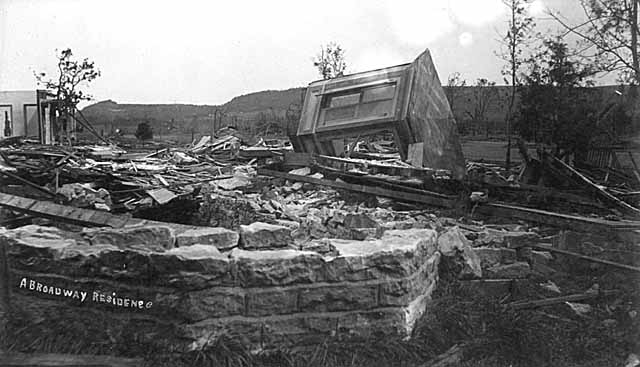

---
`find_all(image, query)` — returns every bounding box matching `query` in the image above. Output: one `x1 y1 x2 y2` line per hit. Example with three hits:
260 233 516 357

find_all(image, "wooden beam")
530 243 640 273
476 202 640 232
549 155 640 218
257 168 455 208
507 290 618 310
0 193 143 228
0 352 142 366
0 170 60 199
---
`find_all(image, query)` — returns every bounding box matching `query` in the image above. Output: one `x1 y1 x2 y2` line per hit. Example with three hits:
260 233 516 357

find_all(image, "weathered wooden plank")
507 290 618 310
283 152 313 167
0 352 142 366
29 201 75 218
476 202 640 232
530 243 640 273
258 168 455 208
0 170 59 198
0 194 123 228
0 194 38 211
549 155 640 218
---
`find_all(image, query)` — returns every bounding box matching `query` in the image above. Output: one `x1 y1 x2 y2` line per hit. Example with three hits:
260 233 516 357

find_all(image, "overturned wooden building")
292 49 466 179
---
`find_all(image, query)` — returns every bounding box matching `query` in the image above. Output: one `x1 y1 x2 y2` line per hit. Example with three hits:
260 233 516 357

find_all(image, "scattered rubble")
1 129 639 366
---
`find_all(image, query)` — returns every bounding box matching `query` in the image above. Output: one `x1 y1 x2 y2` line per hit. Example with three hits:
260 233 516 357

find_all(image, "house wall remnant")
293 49 466 179
0 90 38 138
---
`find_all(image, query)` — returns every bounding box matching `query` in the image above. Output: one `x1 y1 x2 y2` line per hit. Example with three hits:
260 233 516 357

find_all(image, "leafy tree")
35 48 100 141
465 78 498 138
135 122 153 143
550 0 639 85
550 0 639 130
498 0 536 168
518 37 600 158
313 42 347 79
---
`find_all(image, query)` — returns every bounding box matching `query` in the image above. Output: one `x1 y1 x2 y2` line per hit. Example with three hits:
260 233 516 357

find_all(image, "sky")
0 0 605 106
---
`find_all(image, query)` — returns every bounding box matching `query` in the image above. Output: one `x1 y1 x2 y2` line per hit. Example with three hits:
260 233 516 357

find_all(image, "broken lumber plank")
0 352 142 367
0 193 134 228
257 168 456 208
507 290 619 310
530 243 640 273
0 170 59 199
476 202 640 232
419 343 466 367
549 155 640 217
628 151 640 185
283 152 313 167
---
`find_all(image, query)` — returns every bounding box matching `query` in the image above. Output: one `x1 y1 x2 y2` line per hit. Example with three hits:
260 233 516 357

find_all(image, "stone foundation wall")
2 223 439 352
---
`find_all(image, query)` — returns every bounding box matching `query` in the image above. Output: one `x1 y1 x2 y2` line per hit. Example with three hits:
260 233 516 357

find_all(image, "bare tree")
466 78 498 138
445 72 467 118
313 42 347 79
498 0 535 168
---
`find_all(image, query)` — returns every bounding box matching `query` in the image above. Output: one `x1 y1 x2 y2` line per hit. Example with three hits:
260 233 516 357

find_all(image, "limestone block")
379 254 439 306
261 314 336 347
178 288 245 321
380 219 418 231
336 308 410 339
438 227 482 279
151 245 232 288
298 284 378 312
274 219 301 230
239 222 293 249
4 226 147 279
473 247 517 269
85 225 175 251
4 225 86 252
299 239 338 256
485 261 531 279
475 229 539 248
437 226 471 256
343 213 379 229
230 248 326 286
245 288 298 316
383 229 438 258
532 250 553 266
175 227 239 251
326 229 437 281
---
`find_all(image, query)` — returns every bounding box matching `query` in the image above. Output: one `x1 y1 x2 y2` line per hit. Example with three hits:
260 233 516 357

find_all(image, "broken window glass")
362 84 395 102
329 93 360 108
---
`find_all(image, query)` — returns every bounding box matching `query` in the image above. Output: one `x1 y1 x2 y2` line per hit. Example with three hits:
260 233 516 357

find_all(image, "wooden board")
0 193 135 228
0 352 142 367
258 168 455 208
407 142 424 168
476 202 640 232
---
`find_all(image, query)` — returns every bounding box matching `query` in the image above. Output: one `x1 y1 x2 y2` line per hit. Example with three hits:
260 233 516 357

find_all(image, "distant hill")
81 88 306 137
224 88 305 113
81 85 633 139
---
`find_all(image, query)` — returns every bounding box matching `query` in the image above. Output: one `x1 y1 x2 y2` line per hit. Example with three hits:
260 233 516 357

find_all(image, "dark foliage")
517 37 602 157
135 122 154 142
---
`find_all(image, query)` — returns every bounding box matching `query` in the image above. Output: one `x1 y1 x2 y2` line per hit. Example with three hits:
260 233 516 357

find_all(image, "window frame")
318 81 398 126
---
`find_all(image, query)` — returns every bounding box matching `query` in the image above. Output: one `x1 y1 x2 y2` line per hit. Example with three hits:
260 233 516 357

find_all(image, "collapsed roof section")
292 49 466 179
